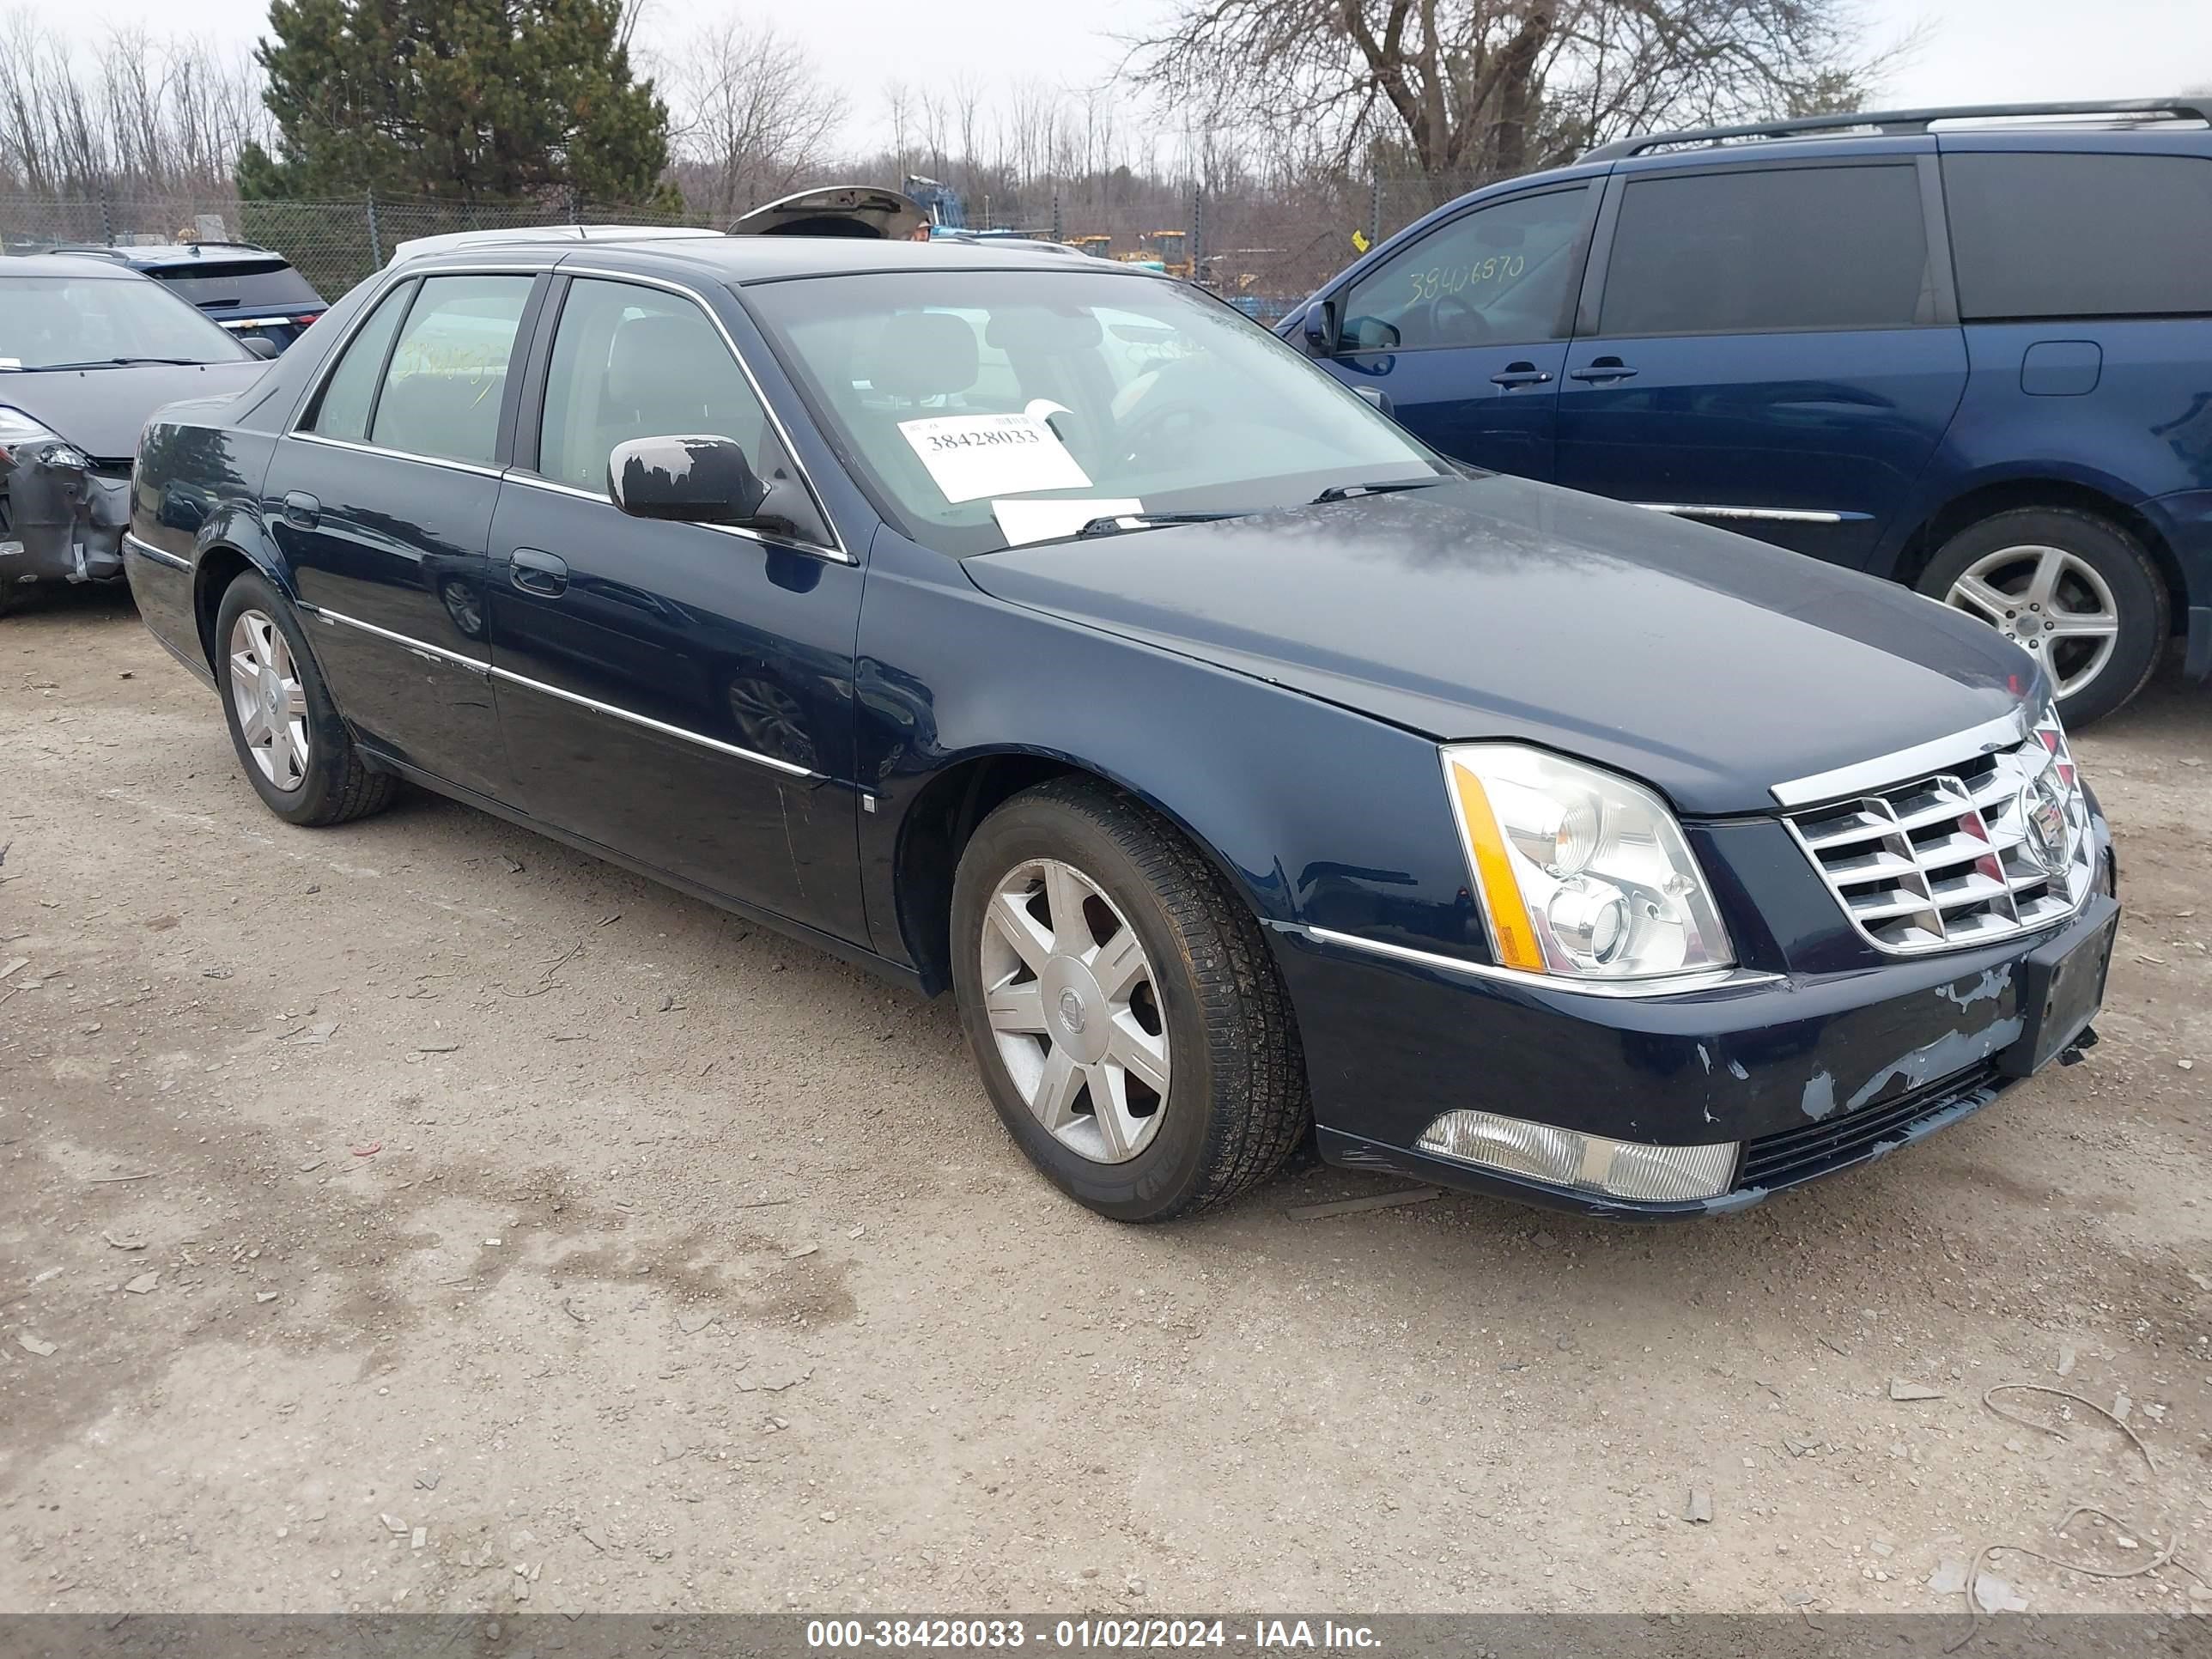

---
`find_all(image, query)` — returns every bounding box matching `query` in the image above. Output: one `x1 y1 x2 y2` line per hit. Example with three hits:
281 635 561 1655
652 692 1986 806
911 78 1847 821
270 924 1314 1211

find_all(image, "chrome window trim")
1297 925 1783 998
298 602 821 781
121 532 191 573
500 469 854 565
551 265 851 562
289 262 550 446
298 601 489 677
289 430 506 480
1638 502 1852 525
1770 704 2033 807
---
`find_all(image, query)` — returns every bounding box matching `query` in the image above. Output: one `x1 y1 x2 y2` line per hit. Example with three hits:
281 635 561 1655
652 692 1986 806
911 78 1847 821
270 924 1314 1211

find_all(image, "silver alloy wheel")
1943 544 2121 700
979 857 1171 1164
227 609 311 792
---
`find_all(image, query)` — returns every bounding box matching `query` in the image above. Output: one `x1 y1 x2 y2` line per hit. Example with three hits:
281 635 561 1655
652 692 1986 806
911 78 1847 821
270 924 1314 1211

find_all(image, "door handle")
1569 357 1638 383
509 546 568 597
1491 362 1554 387
281 490 320 529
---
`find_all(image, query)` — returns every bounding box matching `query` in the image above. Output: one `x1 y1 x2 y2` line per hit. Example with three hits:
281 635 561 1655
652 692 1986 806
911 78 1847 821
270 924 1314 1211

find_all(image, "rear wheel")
1915 507 2167 726
214 571 396 826
949 778 1309 1222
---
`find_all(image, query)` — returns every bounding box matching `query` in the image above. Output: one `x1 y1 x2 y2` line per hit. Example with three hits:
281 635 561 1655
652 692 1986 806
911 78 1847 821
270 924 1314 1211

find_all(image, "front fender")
854 532 1479 974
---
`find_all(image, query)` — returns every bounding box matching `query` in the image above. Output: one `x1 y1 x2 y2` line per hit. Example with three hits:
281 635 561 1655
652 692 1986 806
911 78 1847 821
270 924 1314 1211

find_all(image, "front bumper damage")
2 440 131 590
1269 817 2118 1219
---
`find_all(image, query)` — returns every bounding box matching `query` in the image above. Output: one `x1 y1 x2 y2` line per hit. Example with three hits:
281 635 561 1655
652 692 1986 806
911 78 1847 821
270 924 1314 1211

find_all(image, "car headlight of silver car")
0 405 82 469
1439 743 1734 981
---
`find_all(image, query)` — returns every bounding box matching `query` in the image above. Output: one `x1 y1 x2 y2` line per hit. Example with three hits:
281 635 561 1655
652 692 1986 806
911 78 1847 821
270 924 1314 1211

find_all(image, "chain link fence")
0 192 713 302
2 173 1498 319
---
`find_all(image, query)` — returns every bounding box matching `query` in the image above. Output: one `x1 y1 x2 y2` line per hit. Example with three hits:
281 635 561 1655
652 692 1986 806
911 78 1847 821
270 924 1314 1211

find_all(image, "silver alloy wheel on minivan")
979 856 1172 1164
226 608 312 791
1943 544 2121 700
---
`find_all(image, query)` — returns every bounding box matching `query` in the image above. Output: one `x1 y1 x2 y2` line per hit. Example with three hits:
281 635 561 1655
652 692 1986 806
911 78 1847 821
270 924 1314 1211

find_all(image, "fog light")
1417 1109 1739 1202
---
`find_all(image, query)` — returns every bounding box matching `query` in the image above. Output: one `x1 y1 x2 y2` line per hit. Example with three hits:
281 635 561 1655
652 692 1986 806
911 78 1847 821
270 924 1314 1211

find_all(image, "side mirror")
608 434 809 538
1302 299 1338 358
240 335 280 360
1353 386 1395 419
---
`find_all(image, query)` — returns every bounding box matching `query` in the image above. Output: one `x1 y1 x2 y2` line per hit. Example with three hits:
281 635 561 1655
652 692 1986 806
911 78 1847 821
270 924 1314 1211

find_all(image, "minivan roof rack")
1581 98 2212 162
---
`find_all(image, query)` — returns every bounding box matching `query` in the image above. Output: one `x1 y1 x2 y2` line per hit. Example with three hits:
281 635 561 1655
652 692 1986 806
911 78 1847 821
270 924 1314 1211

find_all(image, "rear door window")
1340 186 1593 351
307 281 413 443
1599 164 1932 336
367 275 533 466
1942 151 2212 319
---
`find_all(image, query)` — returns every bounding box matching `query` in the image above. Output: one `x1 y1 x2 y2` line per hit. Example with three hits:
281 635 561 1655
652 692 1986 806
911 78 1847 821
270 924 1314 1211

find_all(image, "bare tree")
1127 0 1905 181
0 9 268 199
666 19 843 217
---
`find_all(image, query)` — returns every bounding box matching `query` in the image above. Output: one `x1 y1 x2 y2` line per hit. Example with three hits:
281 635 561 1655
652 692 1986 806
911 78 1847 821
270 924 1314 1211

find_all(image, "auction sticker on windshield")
899 413 1091 502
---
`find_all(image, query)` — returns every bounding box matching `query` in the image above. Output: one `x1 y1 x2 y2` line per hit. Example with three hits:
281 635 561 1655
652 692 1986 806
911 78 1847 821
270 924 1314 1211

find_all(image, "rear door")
1553 153 1967 569
1316 183 1599 480
266 270 541 798
1936 143 2212 506
485 270 868 944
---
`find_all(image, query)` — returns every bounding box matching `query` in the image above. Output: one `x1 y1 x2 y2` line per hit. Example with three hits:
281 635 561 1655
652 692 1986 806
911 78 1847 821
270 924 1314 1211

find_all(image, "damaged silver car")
1 253 272 614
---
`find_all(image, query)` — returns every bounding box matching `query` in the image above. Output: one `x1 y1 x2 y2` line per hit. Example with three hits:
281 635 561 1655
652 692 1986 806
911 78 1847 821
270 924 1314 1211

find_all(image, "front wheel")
214 570 397 826
949 778 1310 1222
1915 507 2168 726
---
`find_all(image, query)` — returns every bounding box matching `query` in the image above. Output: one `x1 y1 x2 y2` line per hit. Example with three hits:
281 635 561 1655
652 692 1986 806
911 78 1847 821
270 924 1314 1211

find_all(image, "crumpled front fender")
3 440 130 586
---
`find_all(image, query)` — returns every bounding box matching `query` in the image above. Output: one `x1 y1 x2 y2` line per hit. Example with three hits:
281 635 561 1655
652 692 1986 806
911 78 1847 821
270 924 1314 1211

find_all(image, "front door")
1319 184 1596 481
265 271 539 797
486 274 868 944
1553 158 1967 569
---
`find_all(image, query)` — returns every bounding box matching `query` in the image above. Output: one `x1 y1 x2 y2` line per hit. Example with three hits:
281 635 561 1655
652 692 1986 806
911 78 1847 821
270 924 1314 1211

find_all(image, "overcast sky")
52 0 2212 154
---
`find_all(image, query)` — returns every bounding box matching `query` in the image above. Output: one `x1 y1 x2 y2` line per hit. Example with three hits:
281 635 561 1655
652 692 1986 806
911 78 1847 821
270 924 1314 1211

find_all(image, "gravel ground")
2 585 2208 1619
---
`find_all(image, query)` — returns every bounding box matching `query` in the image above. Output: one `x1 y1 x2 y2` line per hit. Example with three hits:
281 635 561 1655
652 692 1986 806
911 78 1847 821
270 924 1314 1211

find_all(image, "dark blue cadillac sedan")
122 234 2119 1222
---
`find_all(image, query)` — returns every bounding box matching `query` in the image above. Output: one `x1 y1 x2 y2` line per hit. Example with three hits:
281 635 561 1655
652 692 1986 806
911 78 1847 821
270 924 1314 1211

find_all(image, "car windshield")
0 272 253 369
745 268 1449 553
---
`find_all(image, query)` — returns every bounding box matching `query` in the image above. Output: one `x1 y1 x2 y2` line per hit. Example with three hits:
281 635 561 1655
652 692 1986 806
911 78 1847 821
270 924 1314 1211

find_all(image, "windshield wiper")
40 356 206 370
1308 477 1448 504
1074 511 1246 539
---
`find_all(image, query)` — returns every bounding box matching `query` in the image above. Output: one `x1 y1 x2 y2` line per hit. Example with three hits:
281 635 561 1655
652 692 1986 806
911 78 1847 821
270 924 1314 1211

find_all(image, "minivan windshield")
746 269 1449 553
0 271 253 369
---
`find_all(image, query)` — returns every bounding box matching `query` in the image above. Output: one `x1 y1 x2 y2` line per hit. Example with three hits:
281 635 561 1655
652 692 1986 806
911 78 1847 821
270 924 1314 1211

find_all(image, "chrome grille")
1783 706 2094 955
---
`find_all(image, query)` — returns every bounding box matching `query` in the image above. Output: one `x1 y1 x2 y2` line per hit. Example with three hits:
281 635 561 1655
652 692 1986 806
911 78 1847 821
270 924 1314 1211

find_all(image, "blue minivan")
1286 100 2212 726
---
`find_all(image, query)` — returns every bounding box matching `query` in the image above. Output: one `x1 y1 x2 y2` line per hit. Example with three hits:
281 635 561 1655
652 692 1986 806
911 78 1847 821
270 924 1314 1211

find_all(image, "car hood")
3 360 269 462
960 476 2039 817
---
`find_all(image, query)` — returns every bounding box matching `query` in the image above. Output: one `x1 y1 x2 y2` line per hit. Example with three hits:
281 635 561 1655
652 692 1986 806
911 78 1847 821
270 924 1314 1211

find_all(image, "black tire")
213 570 396 827
949 777 1310 1222
1914 507 2168 727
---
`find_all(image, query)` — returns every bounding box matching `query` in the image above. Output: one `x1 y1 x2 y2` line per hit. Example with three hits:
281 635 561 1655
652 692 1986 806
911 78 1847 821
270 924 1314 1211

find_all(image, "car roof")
0 252 146 280
388 223 726 264
399 233 1160 285
33 241 283 267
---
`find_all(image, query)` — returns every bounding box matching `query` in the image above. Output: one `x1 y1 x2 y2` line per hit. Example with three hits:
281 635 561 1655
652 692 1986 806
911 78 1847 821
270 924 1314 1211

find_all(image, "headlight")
0 405 71 467
1441 744 1733 981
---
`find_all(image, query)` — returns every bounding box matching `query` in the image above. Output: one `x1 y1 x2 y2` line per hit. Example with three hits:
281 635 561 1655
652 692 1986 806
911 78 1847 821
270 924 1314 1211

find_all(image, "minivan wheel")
213 571 397 826
1916 507 2167 726
949 778 1310 1222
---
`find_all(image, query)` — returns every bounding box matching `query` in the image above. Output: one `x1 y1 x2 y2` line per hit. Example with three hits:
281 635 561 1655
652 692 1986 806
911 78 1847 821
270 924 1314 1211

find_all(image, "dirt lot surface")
2 586 2208 1620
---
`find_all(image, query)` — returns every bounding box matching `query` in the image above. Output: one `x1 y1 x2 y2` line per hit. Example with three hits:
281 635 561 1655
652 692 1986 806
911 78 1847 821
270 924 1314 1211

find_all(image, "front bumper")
1269 834 2117 1219
3 442 130 587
